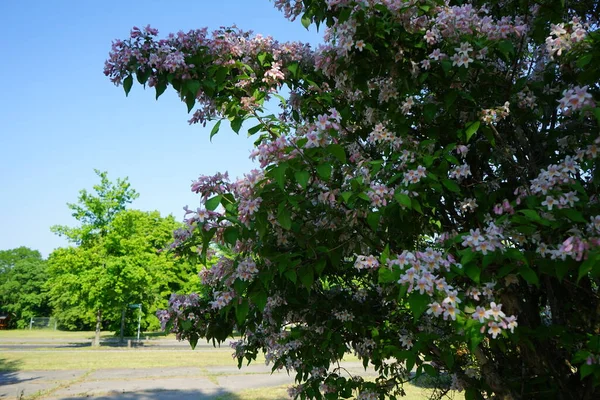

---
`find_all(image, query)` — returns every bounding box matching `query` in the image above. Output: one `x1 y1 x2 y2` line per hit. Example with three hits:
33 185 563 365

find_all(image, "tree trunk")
474 346 518 400
94 308 102 347
120 307 126 344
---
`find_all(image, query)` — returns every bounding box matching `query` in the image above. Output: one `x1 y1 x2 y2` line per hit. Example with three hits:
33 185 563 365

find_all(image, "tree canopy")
48 207 198 333
0 247 50 329
107 0 600 398
51 169 139 246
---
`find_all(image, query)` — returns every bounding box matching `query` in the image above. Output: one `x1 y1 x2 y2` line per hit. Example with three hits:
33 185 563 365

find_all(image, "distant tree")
0 247 50 329
48 207 198 337
50 170 138 344
101 209 195 336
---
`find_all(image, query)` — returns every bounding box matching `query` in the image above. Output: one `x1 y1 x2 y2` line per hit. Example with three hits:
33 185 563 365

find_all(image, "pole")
120 307 126 344
29 317 33 330
136 304 142 342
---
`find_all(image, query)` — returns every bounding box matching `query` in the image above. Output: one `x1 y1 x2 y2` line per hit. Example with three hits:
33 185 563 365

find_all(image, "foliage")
48 172 198 333
107 1 600 399
51 169 139 246
0 247 50 329
48 208 197 332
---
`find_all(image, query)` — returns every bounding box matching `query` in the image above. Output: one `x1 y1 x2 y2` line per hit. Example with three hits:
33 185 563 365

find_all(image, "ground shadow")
63 388 244 400
58 340 150 349
0 357 38 388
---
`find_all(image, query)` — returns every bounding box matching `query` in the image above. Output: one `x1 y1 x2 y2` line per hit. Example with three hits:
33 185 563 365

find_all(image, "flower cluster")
545 19 588 58
461 224 505 255
557 85 595 115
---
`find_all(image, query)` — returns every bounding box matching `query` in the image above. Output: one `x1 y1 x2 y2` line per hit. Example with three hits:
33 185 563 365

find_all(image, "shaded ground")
0 362 373 399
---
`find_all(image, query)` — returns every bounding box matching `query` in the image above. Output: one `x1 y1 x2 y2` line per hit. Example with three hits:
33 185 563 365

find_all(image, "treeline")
0 171 200 334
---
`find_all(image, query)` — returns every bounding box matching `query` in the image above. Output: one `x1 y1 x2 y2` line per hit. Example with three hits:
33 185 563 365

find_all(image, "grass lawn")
0 329 175 342
0 348 253 371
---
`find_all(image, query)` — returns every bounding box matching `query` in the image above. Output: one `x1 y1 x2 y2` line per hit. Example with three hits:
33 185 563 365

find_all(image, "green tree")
0 247 50 329
50 170 138 344
48 208 198 338
101 209 194 338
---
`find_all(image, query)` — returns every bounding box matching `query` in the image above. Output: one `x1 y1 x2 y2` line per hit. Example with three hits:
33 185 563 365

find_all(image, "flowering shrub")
106 0 600 398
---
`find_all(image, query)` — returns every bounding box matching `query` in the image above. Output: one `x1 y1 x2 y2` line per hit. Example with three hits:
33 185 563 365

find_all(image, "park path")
1 362 374 400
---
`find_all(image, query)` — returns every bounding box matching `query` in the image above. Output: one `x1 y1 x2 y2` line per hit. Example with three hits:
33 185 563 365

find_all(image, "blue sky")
0 1 321 257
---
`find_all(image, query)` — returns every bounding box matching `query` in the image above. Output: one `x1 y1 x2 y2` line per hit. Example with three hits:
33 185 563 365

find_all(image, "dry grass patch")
0 348 255 371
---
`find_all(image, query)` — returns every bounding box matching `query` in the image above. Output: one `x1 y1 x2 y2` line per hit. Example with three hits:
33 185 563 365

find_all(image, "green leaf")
405 352 416 374
235 300 249 327
461 248 477 266
155 80 167 99
287 61 299 78
327 144 346 163
185 94 195 113
230 117 243 134
465 121 480 142
442 178 461 193
257 52 269 66
444 91 458 109
519 209 541 222
440 59 452 75
123 75 133 96
555 262 569 281
210 120 222 141
186 80 201 96
299 267 314 290
465 387 484 400
367 212 380 231
295 171 310 189
576 54 593 68
277 202 292 230
578 255 598 281
424 104 437 123
315 259 327 276
272 163 288 190
561 209 587 223
341 191 352 204
580 363 595 379
394 193 412 208
408 292 429 320
251 290 268 312
223 227 238 246
483 254 495 268
189 334 199 350
301 14 311 29
442 350 454 369
465 263 480 284
205 195 222 211
247 124 262 136
379 267 398 284
519 265 539 286
214 66 228 85
411 198 423 214
316 163 332 180
594 108 600 127
497 40 515 60
284 269 297 283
